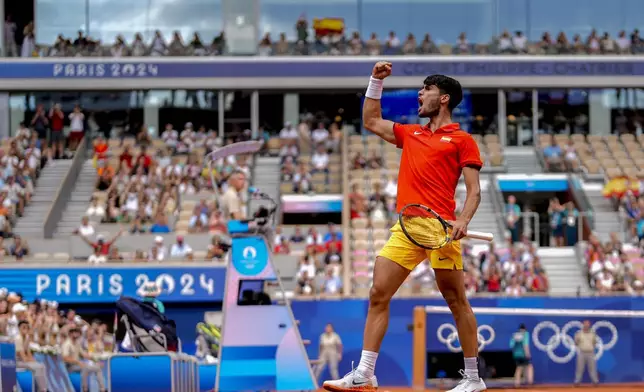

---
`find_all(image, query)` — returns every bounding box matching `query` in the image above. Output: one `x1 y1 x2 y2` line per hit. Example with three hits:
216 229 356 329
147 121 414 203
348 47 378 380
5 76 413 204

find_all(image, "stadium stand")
582 233 644 294
279 118 343 195
5 19 644 58
538 133 644 179
272 224 344 296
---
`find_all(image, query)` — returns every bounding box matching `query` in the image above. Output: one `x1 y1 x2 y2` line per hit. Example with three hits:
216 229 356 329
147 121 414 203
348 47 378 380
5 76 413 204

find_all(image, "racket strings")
400 207 449 249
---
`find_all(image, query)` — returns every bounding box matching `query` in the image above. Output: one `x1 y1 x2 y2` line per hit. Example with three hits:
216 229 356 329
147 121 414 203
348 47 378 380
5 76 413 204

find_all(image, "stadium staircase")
504 147 542 174
53 160 97 237
250 156 282 217
459 178 506 243
538 247 591 295
14 160 74 237
581 181 624 240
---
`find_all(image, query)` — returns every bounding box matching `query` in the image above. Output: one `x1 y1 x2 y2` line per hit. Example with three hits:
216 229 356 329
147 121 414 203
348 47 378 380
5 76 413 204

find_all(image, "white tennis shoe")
446 370 487 392
322 364 378 392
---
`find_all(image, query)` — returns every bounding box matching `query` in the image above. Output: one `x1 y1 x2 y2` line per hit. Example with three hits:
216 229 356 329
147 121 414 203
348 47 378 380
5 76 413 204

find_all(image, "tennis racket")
398 203 494 250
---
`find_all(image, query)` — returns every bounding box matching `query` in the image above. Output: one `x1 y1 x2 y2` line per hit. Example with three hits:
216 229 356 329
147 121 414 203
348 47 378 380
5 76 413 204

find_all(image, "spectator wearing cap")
15 320 49 392
7 302 27 338
311 122 330 146
79 228 123 256
170 235 192 259
62 327 107 392
149 236 167 261
510 323 534 387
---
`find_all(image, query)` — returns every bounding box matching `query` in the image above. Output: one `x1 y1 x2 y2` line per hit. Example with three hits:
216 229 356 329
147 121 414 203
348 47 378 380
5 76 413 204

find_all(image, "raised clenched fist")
371 61 392 80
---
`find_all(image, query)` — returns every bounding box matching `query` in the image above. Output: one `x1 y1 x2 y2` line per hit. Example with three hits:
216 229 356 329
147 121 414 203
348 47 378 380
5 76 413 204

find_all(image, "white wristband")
365 76 384 100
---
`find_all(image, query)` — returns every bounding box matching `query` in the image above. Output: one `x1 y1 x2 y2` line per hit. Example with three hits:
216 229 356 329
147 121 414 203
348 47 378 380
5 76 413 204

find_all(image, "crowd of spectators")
0 289 111 391
273 224 344 296
0 127 50 250
74 123 252 262
584 232 644 295
279 112 343 195
409 239 550 297
8 13 644 58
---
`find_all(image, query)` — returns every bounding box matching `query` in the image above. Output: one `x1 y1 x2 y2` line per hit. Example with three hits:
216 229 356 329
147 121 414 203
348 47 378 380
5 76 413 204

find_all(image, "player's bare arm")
449 166 481 240
363 61 396 145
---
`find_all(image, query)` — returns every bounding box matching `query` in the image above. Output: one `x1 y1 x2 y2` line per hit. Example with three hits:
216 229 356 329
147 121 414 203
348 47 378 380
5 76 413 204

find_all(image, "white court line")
424 306 644 318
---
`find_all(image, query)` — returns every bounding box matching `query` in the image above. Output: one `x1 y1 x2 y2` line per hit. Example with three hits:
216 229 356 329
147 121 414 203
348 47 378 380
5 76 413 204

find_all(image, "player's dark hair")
423 74 463 112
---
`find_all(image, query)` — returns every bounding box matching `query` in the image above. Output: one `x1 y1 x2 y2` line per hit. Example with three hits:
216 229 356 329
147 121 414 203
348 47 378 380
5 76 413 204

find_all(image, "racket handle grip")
465 230 494 242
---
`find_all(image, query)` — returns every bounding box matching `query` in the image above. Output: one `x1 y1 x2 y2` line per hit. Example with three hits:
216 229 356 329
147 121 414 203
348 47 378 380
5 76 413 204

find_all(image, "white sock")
356 350 378 378
464 357 479 379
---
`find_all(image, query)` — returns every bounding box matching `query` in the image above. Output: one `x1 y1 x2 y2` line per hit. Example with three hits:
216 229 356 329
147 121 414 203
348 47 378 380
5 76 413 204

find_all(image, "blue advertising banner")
0 57 638 79
0 342 17 392
496 174 570 192
291 297 644 387
0 266 226 303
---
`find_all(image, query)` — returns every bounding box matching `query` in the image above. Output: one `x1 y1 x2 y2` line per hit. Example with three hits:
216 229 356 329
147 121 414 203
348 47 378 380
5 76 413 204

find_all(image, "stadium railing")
43 136 89 238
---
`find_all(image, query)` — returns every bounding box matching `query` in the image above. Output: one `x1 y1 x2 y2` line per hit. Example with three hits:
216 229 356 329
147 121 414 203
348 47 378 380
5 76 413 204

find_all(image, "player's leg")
323 224 424 391
323 256 411 392
432 242 486 392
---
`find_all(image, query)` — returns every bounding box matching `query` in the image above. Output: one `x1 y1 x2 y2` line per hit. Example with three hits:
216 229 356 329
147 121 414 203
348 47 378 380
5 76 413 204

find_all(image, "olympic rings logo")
532 320 618 364
437 323 495 353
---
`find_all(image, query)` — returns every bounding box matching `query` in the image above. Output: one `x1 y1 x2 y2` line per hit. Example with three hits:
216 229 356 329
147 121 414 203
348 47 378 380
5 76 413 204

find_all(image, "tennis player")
323 62 486 392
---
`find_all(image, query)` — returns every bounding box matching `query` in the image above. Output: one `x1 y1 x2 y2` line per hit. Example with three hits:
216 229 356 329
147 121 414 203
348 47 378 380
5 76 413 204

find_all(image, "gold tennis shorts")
378 221 463 271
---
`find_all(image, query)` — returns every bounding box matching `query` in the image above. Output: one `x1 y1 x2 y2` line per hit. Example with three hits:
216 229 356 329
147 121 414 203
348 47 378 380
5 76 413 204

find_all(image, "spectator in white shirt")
384 176 398 198
74 216 95 237
149 236 167 261
311 145 329 173
279 122 298 141
4 16 18 57
311 123 330 145
177 123 195 154
170 236 193 259
88 247 107 264
512 31 527 53
505 277 526 297
498 31 513 53
616 30 631 53
322 268 342 295
306 227 324 247
69 105 85 151
296 256 316 280
292 164 312 194
7 303 27 338
161 123 179 151
280 139 299 162
151 30 168 56
386 31 400 48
